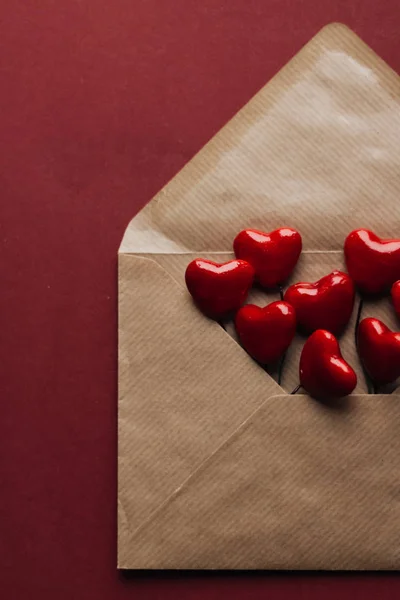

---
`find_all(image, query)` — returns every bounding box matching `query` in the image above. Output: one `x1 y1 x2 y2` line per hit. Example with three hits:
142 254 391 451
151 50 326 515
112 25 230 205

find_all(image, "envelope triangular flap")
127 395 400 570
120 23 400 256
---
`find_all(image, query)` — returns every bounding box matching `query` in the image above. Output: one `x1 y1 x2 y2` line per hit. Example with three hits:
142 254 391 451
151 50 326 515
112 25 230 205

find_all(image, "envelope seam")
128 393 293 543
128 394 399 550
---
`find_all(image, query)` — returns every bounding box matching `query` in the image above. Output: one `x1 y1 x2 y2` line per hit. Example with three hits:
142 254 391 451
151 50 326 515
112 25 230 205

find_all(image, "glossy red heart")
358 318 400 385
185 259 255 319
344 229 400 295
300 330 357 399
233 227 302 288
392 281 400 319
235 301 296 364
284 271 355 335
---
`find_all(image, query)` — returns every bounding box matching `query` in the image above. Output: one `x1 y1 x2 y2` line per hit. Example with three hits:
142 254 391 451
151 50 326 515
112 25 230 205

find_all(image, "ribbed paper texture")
118 24 400 569
128 395 400 570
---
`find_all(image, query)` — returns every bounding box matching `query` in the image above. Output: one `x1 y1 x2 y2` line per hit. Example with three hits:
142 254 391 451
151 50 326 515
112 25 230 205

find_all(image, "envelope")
118 24 400 570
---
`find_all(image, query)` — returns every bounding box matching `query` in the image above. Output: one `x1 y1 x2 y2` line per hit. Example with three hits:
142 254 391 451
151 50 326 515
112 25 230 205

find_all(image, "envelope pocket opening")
244 250 400 395
120 250 400 395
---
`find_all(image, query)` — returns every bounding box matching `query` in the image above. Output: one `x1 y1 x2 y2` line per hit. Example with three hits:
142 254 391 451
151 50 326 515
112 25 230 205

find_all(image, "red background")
1 1 399 598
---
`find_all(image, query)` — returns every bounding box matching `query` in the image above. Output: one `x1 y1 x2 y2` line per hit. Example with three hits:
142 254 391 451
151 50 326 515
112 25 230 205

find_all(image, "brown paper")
128 395 400 570
118 24 400 569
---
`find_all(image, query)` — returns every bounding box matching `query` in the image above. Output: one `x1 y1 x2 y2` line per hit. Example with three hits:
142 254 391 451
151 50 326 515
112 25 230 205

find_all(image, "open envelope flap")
118 254 282 564
126 395 400 570
120 23 400 255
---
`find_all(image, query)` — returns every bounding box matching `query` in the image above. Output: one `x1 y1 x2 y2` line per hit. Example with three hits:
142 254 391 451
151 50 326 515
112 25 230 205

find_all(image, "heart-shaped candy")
235 301 296 364
358 318 400 385
233 227 302 288
284 271 355 335
185 259 255 319
392 281 400 319
300 330 357 399
344 229 400 295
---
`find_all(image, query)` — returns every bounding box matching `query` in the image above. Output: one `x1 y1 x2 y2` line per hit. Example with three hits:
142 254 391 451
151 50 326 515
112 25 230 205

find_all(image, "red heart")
185 259 255 319
233 228 302 288
392 281 400 319
300 330 357 398
344 229 400 295
235 301 296 364
358 318 400 385
284 271 355 335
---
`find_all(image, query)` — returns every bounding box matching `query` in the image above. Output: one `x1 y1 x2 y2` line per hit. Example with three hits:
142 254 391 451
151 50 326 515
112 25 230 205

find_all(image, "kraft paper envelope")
118 24 400 570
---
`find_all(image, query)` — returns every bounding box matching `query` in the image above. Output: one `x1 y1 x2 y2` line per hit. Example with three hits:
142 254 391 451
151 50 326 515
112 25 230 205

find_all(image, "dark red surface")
1 1 400 598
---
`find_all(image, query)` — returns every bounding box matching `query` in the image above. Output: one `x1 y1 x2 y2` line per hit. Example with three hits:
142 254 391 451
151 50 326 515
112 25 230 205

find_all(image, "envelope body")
118 24 400 570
